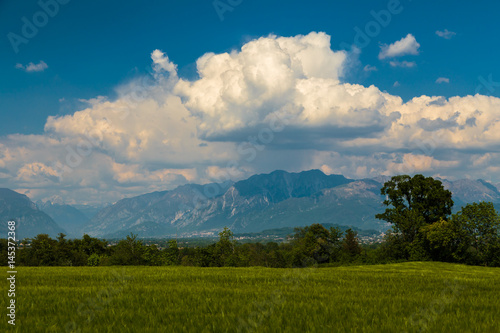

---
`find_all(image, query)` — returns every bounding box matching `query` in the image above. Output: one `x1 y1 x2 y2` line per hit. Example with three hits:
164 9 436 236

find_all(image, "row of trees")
0 233 180 267
2 174 498 267
1 225 367 268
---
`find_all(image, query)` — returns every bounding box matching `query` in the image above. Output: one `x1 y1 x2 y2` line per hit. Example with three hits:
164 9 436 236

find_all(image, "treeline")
0 226 373 268
1 175 499 267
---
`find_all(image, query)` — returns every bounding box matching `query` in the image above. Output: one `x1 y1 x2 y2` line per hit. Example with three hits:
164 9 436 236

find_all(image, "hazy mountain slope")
441 179 500 210
441 179 500 203
0 189 65 239
84 190 169 236
37 202 90 238
84 182 233 237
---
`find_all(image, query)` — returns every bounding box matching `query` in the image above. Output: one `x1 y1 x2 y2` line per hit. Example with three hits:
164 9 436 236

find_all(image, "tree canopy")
376 174 454 243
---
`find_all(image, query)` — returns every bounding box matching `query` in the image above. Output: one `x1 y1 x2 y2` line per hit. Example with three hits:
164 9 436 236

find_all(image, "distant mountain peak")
0 188 29 199
232 169 352 203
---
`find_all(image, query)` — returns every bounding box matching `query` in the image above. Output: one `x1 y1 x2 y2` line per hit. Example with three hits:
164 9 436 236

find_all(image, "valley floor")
4 262 499 332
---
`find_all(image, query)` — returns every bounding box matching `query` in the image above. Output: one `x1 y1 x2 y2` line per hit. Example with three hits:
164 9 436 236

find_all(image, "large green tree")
376 174 454 243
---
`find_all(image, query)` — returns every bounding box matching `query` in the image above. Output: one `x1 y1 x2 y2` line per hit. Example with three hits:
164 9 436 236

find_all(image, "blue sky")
0 0 499 203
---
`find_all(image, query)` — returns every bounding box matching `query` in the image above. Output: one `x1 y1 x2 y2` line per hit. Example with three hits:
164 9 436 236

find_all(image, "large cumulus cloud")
1 32 499 203
174 32 402 140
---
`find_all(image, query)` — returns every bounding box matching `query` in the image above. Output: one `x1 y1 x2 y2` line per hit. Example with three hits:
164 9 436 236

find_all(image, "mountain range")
1 170 499 239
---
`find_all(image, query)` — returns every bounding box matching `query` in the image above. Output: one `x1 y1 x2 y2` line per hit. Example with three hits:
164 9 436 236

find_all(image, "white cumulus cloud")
389 60 416 68
174 32 403 140
436 77 450 84
15 60 48 72
151 49 178 76
363 65 377 72
379 34 420 59
436 29 456 39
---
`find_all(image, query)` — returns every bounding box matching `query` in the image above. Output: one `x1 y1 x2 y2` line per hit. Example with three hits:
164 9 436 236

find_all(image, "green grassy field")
3 262 499 332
